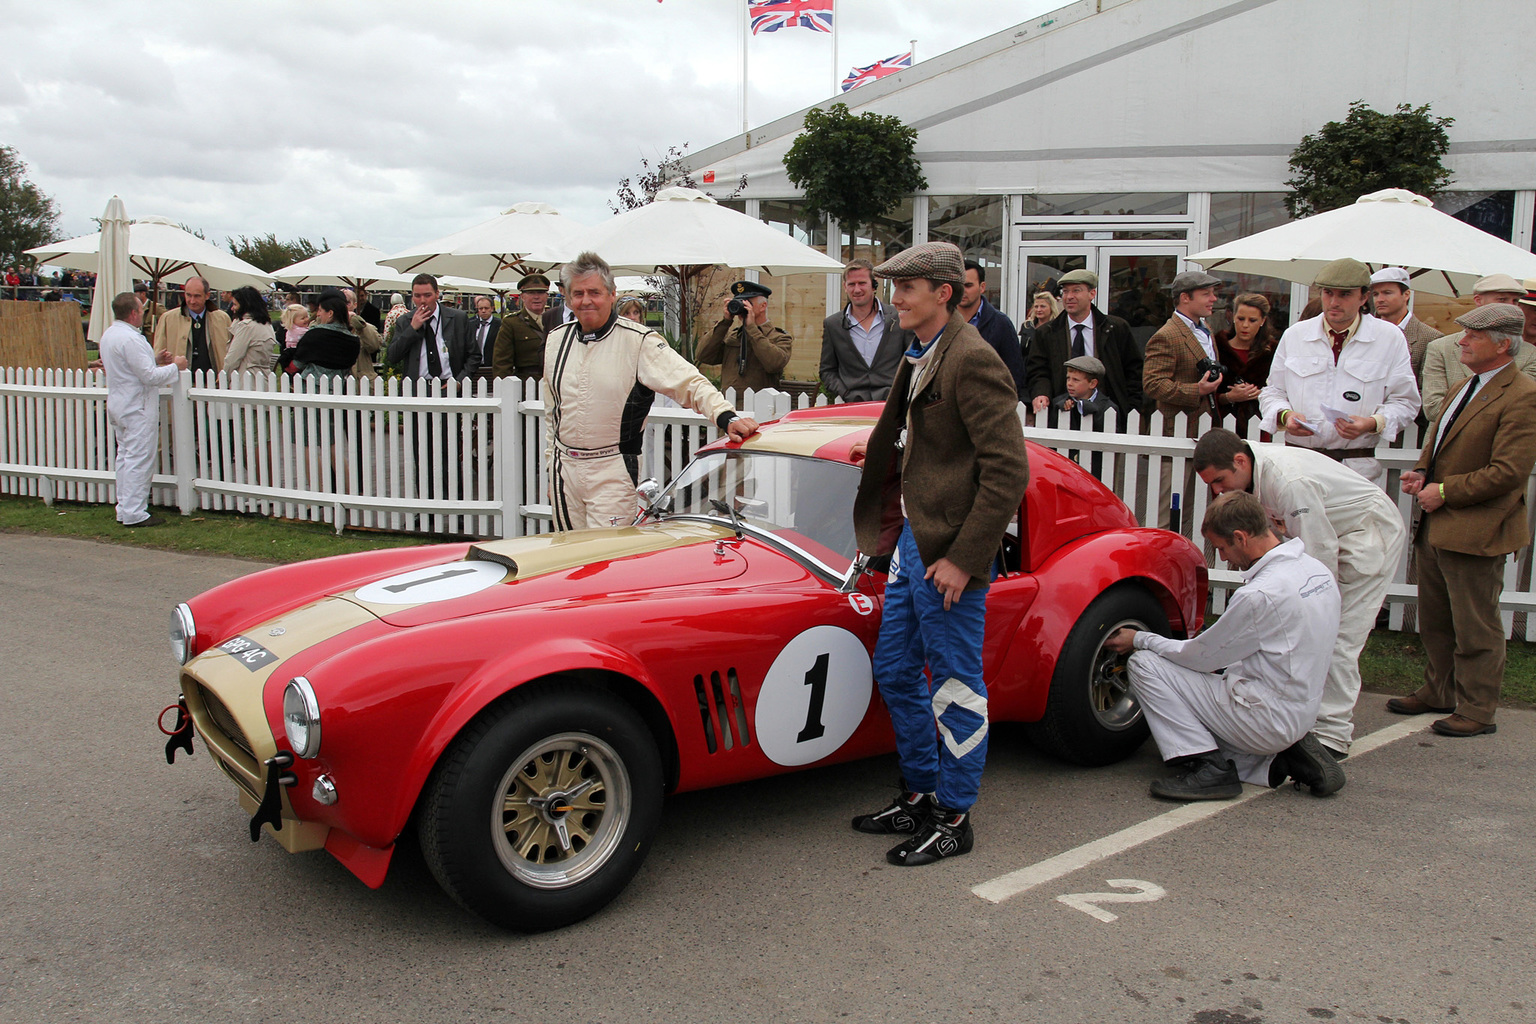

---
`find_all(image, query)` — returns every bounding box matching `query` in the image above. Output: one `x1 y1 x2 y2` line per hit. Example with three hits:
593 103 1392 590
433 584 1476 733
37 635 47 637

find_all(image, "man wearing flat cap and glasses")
848 241 1029 868
1421 274 1536 419
1395 303 1536 738
1259 258 1421 488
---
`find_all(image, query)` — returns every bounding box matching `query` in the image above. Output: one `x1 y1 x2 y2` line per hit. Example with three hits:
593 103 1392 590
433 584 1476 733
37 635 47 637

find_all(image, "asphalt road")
2 533 1532 1024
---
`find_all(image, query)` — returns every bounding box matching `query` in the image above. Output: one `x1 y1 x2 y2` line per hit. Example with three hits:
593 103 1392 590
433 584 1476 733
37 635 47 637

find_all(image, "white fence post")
171 369 195 515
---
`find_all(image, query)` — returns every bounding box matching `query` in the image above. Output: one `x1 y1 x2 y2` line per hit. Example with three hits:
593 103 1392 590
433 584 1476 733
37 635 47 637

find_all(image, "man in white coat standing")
1259 258 1420 488
1194 429 1406 759
100 292 187 527
1105 492 1344 800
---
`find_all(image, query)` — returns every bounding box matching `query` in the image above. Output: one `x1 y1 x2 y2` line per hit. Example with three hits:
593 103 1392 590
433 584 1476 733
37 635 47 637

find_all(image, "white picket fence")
5 366 1536 638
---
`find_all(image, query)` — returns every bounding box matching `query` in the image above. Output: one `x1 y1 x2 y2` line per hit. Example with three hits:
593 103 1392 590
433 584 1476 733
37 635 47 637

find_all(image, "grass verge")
1361 629 1536 709
0 494 426 563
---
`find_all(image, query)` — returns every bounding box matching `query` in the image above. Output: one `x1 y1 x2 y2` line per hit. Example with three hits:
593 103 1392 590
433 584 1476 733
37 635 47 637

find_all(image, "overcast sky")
3 0 1057 260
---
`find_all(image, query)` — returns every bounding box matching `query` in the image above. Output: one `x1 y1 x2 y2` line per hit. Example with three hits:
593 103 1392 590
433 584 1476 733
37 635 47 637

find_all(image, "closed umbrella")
1189 188 1536 297
272 240 414 291
382 202 588 285
27 216 272 297
87 196 131 344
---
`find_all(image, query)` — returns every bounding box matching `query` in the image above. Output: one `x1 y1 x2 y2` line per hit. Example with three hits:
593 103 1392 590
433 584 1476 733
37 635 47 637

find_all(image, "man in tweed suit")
1143 270 1228 530
1395 304 1536 736
848 242 1030 867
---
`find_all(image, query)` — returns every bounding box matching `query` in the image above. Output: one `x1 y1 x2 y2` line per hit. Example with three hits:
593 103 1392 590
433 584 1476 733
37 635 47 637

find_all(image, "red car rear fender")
993 528 1208 723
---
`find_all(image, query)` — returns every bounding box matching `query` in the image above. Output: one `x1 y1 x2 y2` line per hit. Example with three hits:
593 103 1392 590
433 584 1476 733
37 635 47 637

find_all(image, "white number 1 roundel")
755 625 873 767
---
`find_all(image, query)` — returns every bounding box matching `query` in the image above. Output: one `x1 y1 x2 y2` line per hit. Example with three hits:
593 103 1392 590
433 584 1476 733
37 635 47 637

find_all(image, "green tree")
0 146 62 269
1284 101 1454 218
227 233 325 274
783 103 927 237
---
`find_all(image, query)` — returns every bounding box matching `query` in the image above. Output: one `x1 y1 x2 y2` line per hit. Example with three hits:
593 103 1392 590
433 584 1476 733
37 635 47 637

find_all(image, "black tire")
1029 584 1168 767
418 680 664 931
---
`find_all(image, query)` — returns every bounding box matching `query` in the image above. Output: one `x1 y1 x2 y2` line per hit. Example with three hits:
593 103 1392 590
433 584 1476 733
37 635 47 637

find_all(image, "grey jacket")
819 300 910 402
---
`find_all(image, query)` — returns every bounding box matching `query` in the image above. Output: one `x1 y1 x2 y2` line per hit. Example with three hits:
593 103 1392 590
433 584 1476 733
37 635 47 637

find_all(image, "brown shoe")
1385 694 1455 715
1430 714 1497 737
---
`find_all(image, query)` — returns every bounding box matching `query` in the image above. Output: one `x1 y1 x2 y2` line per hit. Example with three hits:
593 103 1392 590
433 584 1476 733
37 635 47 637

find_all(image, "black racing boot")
886 805 973 866
851 789 931 834
1272 733 1346 796
1149 755 1242 801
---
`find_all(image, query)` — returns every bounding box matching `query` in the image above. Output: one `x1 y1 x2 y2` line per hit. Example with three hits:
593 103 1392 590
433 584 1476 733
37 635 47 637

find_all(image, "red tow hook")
159 697 195 764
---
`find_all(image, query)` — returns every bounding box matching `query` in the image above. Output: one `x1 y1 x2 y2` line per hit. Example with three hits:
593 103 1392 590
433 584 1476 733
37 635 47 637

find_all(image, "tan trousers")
1414 534 1507 724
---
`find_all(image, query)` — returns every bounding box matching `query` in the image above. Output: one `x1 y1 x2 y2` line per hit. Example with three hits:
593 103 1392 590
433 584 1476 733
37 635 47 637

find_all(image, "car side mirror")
635 478 669 523
839 552 871 594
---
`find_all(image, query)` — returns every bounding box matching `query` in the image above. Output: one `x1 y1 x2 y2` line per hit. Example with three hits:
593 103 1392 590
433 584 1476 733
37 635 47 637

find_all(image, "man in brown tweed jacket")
848 241 1030 867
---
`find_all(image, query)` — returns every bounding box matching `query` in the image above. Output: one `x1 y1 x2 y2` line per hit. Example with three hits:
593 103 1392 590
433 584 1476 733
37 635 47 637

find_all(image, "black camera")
1196 357 1233 394
727 298 749 318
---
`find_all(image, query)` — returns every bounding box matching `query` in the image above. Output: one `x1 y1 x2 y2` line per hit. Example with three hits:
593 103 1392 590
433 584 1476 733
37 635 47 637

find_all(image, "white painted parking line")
972 716 1429 904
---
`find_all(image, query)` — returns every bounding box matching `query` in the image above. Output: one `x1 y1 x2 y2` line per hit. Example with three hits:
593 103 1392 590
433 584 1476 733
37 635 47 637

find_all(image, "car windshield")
661 451 860 572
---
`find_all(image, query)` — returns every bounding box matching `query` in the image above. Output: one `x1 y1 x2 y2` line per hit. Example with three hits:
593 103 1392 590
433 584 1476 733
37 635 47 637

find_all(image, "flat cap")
1169 270 1222 295
1455 302 1526 335
1058 269 1098 289
873 242 965 285
1522 278 1536 308
1369 266 1412 288
730 280 773 299
132 282 148 293
1473 273 1524 295
1063 355 1106 378
517 273 550 292
1313 258 1372 289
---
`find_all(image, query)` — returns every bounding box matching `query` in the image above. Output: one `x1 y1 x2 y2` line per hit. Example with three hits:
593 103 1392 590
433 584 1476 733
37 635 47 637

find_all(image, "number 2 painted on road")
1056 879 1166 923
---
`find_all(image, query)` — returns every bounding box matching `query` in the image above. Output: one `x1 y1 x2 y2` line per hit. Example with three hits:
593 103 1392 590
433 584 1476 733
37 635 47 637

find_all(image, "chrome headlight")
282 677 322 758
170 603 196 665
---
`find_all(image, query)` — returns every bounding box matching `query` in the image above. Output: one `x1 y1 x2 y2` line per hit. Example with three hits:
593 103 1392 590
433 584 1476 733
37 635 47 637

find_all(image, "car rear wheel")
1029 584 1166 767
418 680 664 931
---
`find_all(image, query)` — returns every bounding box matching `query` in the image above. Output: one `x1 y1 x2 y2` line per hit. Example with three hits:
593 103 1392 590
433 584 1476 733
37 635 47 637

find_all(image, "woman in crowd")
617 297 647 323
1018 290 1061 357
1213 291 1277 436
382 291 409 345
223 286 278 376
278 293 359 381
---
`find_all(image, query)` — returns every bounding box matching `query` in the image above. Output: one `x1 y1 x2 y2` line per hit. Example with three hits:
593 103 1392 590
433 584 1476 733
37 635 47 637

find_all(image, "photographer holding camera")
1143 270 1228 531
697 280 794 396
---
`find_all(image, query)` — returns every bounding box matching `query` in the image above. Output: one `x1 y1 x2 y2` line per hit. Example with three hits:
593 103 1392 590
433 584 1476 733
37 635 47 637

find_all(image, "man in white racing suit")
1105 492 1344 801
545 251 759 530
1259 258 1420 488
1194 429 1406 758
100 292 188 527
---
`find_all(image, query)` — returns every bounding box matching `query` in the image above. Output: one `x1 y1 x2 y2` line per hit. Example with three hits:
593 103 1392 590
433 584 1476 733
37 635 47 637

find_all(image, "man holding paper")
1259 258 1421 488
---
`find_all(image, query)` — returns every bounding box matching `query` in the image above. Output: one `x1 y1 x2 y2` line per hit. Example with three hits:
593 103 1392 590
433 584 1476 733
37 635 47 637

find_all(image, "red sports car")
163 404 1206 931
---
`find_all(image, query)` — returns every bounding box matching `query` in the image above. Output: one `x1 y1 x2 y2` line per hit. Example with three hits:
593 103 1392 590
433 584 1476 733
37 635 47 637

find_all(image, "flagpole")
742 2 750 139
832 5 840 96
910 39 916 64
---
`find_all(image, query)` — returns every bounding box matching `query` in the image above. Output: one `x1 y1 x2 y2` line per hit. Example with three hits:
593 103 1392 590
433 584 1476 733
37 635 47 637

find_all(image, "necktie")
423 317 442 378
1429 374 1479 480
1329 329 1347 363
1071 324 1086 358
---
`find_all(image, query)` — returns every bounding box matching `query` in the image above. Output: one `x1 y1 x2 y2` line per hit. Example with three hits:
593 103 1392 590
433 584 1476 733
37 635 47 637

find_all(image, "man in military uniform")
696 280 794 394
492 273 552 379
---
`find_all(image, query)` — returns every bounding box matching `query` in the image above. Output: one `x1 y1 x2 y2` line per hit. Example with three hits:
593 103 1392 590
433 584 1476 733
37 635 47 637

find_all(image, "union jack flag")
841 50 912 91
749 0 833 35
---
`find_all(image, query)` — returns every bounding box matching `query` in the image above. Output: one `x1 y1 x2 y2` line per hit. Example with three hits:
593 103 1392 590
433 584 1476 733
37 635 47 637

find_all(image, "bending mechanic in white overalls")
544 251 758 530
1194 428 1406 759
99 291 188 527
1104 492 1345 801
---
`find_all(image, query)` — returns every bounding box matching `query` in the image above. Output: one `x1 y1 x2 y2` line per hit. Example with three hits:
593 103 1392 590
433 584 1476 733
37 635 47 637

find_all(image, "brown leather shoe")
1385 694 1455 715
1431 714 1497 737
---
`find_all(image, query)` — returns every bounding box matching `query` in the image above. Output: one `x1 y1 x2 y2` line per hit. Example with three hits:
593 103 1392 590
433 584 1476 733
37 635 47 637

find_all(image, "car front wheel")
1029 584 1166 766
418 681 664 931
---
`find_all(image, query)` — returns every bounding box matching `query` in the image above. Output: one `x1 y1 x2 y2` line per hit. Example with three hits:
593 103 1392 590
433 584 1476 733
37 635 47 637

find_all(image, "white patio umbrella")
574 187 846 349
27 215 272 296
272 240 413 292
381 201 588 285
87 196 131 343
437 275 503 296
1189 188 1536 297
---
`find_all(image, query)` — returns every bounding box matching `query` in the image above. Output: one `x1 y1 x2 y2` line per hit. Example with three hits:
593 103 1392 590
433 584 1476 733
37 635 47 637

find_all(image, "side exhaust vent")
692 669 752 754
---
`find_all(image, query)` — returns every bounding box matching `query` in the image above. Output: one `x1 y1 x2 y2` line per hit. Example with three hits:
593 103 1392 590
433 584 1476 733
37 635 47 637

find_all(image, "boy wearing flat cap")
696 280 794 393
849 241 1030 867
